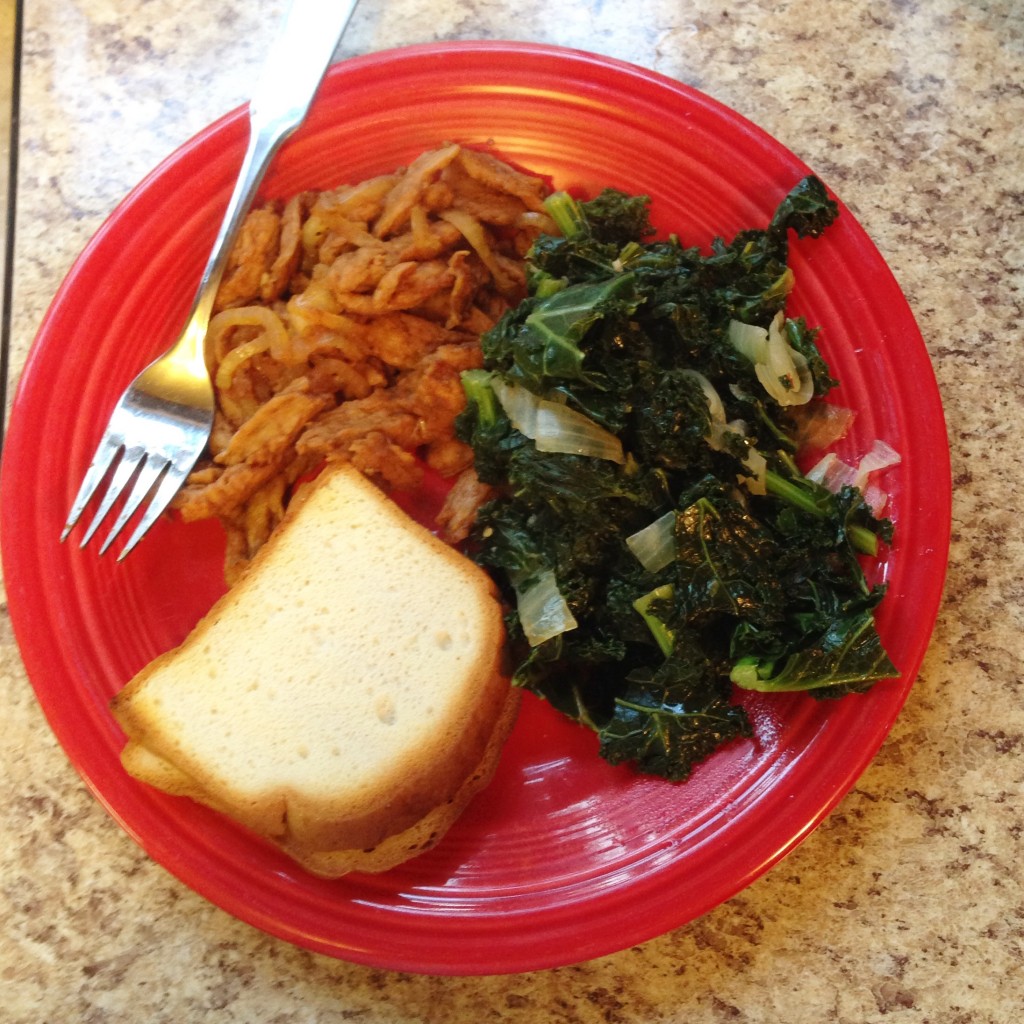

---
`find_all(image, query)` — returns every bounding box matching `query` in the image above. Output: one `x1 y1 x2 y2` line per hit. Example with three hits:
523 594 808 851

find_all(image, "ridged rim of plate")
0 41 950 975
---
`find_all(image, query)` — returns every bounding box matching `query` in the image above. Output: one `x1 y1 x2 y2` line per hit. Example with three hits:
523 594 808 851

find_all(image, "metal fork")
61 0 360 559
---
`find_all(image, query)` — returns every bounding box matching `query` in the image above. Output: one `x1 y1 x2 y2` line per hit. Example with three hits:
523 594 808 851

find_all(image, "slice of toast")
112 463 516 875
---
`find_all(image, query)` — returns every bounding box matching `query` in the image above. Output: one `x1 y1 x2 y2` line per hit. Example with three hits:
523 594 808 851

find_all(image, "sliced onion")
862 483 889 516
533 405 625 461
765 315 796 378
684 368 766 495
806 439 901 505
213 337 271 390
804 451 836 484
727 319 769 363
740 447 768 495
493 379 625 463
853 439 902 490
708 417 748 453
680 369 726 425
791 402 856 451
514 570 579 647
683 370 746 465
729 312 813 407
780 353 814 406
758 315 814 406
626 510 677 572
439 207 520 295
493 378 540 437
806 451 857 491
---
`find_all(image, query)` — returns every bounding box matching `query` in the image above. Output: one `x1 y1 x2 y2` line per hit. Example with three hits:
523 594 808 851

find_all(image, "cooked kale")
457 179 898 781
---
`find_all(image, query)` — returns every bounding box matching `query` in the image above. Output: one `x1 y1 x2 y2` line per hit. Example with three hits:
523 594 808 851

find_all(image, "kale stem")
765 468 878 556
754 405 797 453
633 584 677 657
461 369 497 427
764 468 824 515
848 524 879 558
544 191 587 239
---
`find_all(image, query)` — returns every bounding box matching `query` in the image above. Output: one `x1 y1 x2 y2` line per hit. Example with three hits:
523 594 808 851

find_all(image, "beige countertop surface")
2 0 1021 1020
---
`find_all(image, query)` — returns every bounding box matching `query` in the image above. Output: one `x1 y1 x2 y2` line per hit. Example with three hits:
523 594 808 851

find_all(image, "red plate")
0 42 949 975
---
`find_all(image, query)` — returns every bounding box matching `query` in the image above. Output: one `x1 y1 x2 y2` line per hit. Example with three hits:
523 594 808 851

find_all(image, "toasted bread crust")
112 463 515 873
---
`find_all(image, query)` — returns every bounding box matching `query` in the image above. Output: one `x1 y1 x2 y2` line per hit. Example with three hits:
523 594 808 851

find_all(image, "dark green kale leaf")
700 236 792 325
455 369 519 484
765 463 894 564
459 173 895 782
598 640 752 782
482 273 642 394
783 317 839 395
730 607 898 695
513 630 629 727
626 367 718 474
503 445 665 518
768 175 839 239
528 189 655 282
577 188 656 245
680 176 838 327
671 484 786 627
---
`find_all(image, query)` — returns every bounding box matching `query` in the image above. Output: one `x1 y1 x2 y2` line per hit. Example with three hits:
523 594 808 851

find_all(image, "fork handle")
176 0 361 369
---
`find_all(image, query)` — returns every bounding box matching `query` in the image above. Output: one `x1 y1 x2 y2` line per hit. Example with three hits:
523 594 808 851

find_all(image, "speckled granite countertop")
1 0 1021 1020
